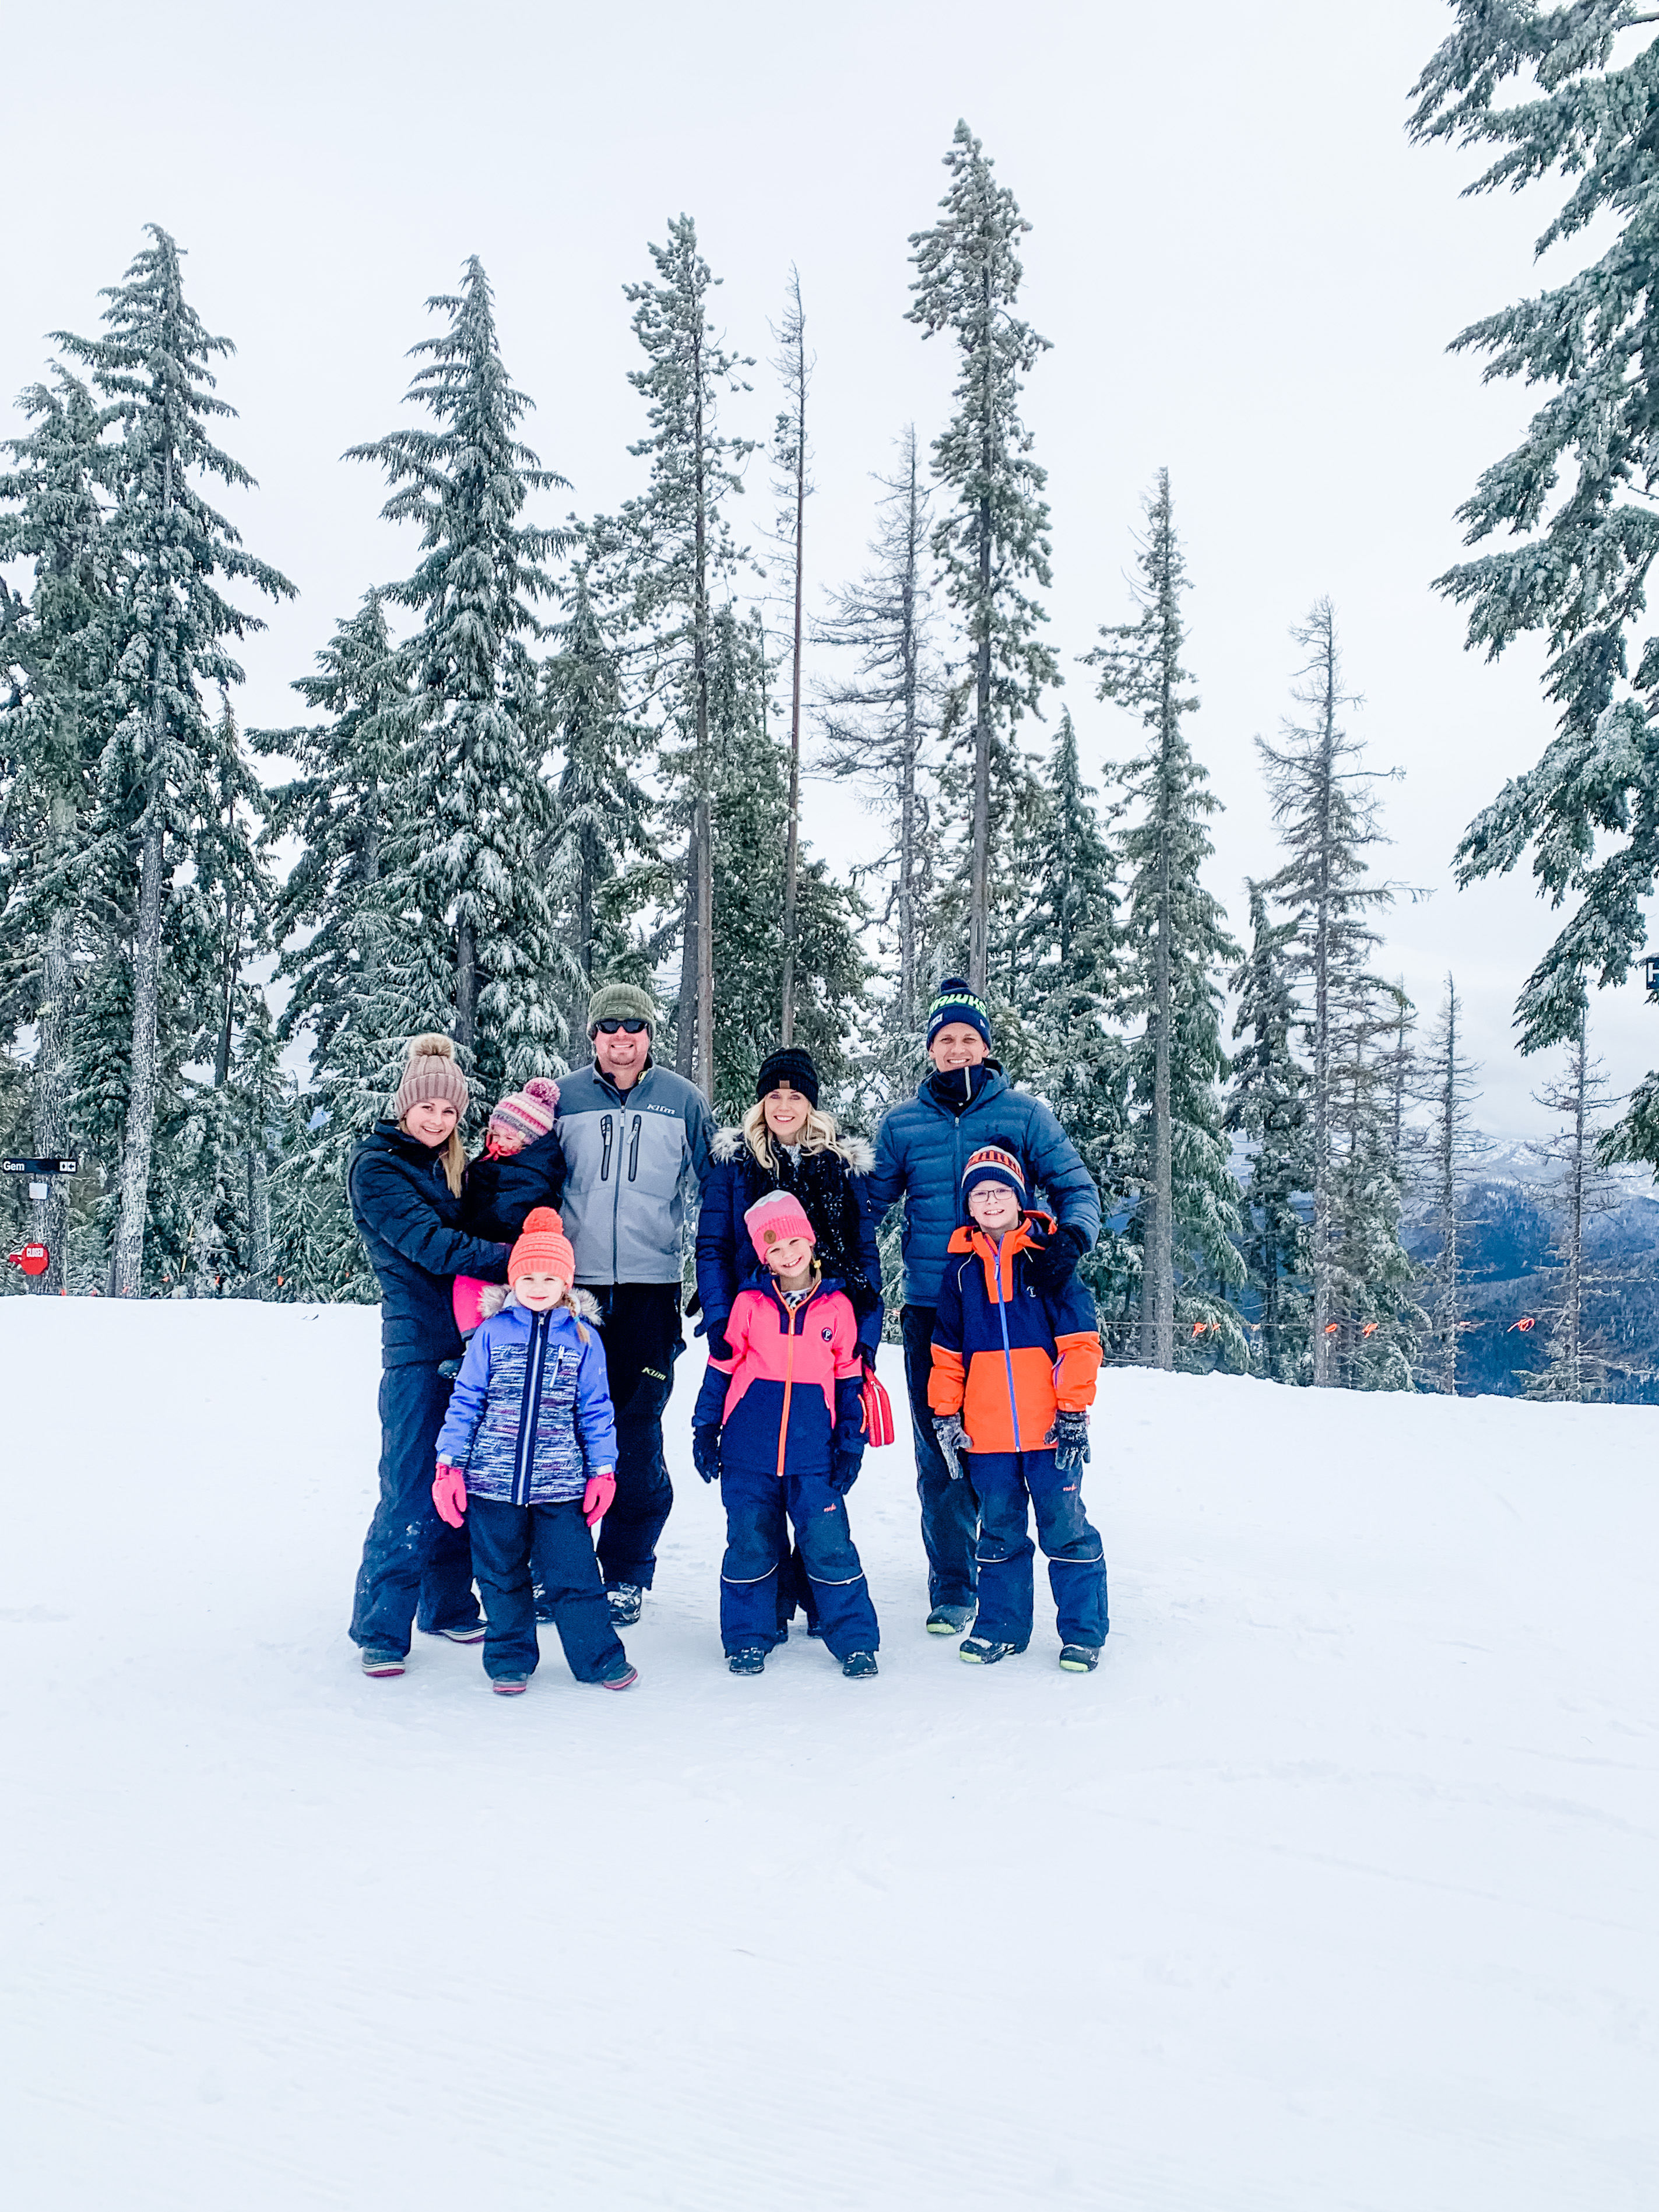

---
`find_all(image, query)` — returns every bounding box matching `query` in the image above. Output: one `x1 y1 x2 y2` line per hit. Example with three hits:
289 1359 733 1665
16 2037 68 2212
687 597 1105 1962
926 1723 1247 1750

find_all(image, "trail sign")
2 1157 78 1177
6 1244 50 1276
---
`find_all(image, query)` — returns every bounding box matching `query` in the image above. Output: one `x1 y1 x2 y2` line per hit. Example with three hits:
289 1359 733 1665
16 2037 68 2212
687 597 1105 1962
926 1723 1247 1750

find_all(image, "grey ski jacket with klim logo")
554 1061 715 1287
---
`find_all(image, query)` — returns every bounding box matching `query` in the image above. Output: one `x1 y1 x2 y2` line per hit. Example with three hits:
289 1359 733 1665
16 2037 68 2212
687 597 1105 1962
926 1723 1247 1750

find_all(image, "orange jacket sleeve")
1052 1330 1102 1413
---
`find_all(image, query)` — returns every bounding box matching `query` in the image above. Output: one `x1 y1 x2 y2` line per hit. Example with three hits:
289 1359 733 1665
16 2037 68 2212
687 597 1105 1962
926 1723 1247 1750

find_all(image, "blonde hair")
741 1097 842 1171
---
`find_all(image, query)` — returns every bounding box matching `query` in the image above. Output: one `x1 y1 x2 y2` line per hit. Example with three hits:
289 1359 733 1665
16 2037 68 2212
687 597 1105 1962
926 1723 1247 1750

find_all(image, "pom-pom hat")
488 1076 561 1154
508 1206 576 1288
927 977 992 1048
744 1190 816 1261
393 1033 469 1121
961 1145 1026 1209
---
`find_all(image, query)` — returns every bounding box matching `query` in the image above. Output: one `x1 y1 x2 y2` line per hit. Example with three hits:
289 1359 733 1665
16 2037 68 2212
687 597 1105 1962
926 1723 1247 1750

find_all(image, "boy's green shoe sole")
926 1604 976 1636
1058 1644 1101 1673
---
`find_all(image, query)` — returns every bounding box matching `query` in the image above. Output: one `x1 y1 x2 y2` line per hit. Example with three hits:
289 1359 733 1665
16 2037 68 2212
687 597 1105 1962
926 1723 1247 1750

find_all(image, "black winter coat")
347 1121 511 1369
459 1128 567 1244
694 1126 884 1358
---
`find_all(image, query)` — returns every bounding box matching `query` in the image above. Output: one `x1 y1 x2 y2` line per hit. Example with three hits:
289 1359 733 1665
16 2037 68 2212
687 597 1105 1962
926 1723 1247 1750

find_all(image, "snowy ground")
3 1301 1657 2211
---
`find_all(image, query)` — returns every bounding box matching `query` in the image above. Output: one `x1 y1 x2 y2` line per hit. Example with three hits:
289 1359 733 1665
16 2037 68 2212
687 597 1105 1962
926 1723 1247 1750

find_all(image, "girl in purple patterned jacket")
433 1209 638 1697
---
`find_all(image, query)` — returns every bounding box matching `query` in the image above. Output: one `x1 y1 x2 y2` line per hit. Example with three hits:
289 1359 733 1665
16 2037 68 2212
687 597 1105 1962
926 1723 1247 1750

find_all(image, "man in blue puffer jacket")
867 979 1101 1634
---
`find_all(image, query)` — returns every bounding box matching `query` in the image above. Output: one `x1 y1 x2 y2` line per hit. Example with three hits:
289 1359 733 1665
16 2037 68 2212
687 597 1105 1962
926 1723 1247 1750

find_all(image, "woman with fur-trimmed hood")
694 1049 884 1365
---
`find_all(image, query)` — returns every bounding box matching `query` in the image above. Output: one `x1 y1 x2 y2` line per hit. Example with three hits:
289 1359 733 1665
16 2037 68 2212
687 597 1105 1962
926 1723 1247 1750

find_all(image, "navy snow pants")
351 1362 482 1656
468 1495 625 1683
903 1304 980 1609
969 1449 1108 1651
719 1464 880 1660
589 1283 681 1591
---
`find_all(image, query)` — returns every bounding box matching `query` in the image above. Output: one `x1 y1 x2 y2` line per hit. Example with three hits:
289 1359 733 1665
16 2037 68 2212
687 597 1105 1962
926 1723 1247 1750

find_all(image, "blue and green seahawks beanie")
926 976 992 1048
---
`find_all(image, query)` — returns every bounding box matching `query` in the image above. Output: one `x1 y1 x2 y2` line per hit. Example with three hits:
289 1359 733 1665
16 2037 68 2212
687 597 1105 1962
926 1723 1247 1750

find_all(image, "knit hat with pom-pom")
393 1033 469 1122
487 1076 561 1156
508 1206 576 1288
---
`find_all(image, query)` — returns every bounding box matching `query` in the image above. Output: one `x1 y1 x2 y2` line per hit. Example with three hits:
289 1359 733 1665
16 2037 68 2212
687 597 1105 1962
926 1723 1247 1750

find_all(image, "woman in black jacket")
694 1048 884 1635
346 1035 512 1678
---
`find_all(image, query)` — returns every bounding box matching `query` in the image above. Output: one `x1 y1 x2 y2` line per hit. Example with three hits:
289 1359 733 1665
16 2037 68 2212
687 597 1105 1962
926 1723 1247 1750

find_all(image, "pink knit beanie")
509 1207 577 1288
487 1076 561 1156
393 1034 469 1122
745 1190 816 1261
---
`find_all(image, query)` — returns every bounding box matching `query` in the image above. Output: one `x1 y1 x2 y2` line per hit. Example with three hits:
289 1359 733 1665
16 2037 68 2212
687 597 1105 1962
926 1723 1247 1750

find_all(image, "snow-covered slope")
3 1301 1656 2211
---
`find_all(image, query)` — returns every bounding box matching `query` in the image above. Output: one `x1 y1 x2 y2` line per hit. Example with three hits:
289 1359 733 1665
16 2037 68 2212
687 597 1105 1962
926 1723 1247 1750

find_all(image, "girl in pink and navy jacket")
693 1191 880 1679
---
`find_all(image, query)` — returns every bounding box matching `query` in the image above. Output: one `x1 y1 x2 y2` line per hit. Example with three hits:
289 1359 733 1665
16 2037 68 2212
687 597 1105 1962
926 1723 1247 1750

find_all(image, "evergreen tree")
611 216 754 1095
908 120 1059 993
54 226 294 1294
348 257 574 1093
1324 978 1419 1392
1225 883 1310 1382
769 268 813 1045
818 425 944 1082
1410 12 1659 1157
539 559 656 1044
1088 473 1242 1368
1415 975 1488 1395
0 368 118 1293
1256 601 1398 1384
1524 1013 1623 1401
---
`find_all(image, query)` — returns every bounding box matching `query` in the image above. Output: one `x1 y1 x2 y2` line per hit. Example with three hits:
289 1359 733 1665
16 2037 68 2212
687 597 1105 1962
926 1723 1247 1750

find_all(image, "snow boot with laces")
959 1636 1025 1666
606 1582 644 1627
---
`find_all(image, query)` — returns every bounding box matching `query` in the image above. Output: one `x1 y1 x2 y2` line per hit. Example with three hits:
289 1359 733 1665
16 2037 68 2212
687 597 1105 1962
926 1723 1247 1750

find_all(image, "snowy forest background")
9 9 1659 1404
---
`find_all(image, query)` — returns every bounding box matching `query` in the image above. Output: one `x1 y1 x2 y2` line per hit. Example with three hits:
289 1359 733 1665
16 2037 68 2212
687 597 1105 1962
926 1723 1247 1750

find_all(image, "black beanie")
755 1047 820 1108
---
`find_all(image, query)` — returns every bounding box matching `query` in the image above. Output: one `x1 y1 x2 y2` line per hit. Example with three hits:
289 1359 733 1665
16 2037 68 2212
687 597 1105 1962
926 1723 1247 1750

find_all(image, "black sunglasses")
592 1017 650 1035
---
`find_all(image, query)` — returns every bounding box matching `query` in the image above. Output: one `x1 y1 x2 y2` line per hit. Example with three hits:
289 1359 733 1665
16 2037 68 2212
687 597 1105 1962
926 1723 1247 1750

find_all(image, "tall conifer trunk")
31 789 75 1296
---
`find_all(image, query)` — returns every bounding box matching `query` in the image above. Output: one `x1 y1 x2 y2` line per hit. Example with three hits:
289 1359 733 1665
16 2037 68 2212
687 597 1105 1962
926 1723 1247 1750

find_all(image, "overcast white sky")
7 0 1652 1136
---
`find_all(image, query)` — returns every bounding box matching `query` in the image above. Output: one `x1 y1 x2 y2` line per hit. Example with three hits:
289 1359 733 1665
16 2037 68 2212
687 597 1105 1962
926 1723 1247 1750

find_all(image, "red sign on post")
6 1244 49 1277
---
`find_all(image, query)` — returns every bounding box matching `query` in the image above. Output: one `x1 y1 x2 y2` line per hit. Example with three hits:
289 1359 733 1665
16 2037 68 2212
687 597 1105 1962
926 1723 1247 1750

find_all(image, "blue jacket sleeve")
350 1149 511 1283
575 1329 619 1472
1023 1100 1102 1253
434 1325 493 1470
866 1105 908 1219
693 1155 743 1344
852 1174 885 1358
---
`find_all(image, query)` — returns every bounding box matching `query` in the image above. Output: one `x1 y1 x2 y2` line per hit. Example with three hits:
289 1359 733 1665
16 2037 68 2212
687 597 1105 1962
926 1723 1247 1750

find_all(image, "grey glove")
933 1413 971 1481
1048 1409 1090 1473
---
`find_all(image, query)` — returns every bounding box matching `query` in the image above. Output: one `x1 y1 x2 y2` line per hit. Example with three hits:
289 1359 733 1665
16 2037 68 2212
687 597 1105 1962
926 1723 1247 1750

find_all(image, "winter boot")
431 1623 486 1645
491 1675 530 1697
727 1647 768 1676
360 1649 406 1678
926 1603 976 1636
607 1582 644 1627
1059 1644 1101 1673
842 1651 879 1680
959 1636 1024 1666
596 1658 638 1691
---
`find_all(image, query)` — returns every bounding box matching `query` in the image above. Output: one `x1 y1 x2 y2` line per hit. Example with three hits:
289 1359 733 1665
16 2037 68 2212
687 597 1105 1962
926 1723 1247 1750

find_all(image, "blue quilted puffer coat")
434 1287 618 1506
867 1063 1102 1308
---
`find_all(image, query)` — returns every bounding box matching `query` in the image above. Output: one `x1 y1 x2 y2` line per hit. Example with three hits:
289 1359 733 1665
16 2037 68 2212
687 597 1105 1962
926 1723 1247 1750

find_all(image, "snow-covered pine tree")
0 368 118 1293
1256 601 1399 1384
348 258 574 1095
908 120 1059 994
1524 1013 1623 1402
1410 12 1659 1158
610 217 754 1095
1323 972 1419 1392
1088 472 1243 1369
1225 883 1310 1382
54 229 294 1294
1415 974 1488 1395
538 558 656 1046
769 269 813 1045
817 425 944 1087
705 606 868 1116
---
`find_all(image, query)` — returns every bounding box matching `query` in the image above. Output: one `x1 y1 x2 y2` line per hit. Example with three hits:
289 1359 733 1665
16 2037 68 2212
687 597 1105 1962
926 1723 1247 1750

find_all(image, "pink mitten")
452 1275 490 1335
433 1463 468 1528
582 1470 617 1529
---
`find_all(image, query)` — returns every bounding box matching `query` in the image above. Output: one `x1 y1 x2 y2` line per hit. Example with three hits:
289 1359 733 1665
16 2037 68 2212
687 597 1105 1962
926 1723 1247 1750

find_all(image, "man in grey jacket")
556 982 715 1623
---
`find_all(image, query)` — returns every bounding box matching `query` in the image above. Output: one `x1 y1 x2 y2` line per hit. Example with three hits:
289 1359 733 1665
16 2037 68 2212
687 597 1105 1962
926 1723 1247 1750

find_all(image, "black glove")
693 1425 722 1484
1048 1409 1090 1473
933 1413 970 1481
828 1448 862 1495
1024 1221 1086 1292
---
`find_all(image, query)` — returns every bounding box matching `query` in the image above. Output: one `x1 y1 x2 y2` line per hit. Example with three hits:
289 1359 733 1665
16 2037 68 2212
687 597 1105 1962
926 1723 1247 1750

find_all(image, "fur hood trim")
479 1282 603 1323
711 1124 875 1175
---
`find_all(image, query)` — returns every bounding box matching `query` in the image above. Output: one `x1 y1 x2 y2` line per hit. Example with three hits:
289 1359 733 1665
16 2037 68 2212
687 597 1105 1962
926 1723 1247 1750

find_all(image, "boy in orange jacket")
929 1146 1107 1671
